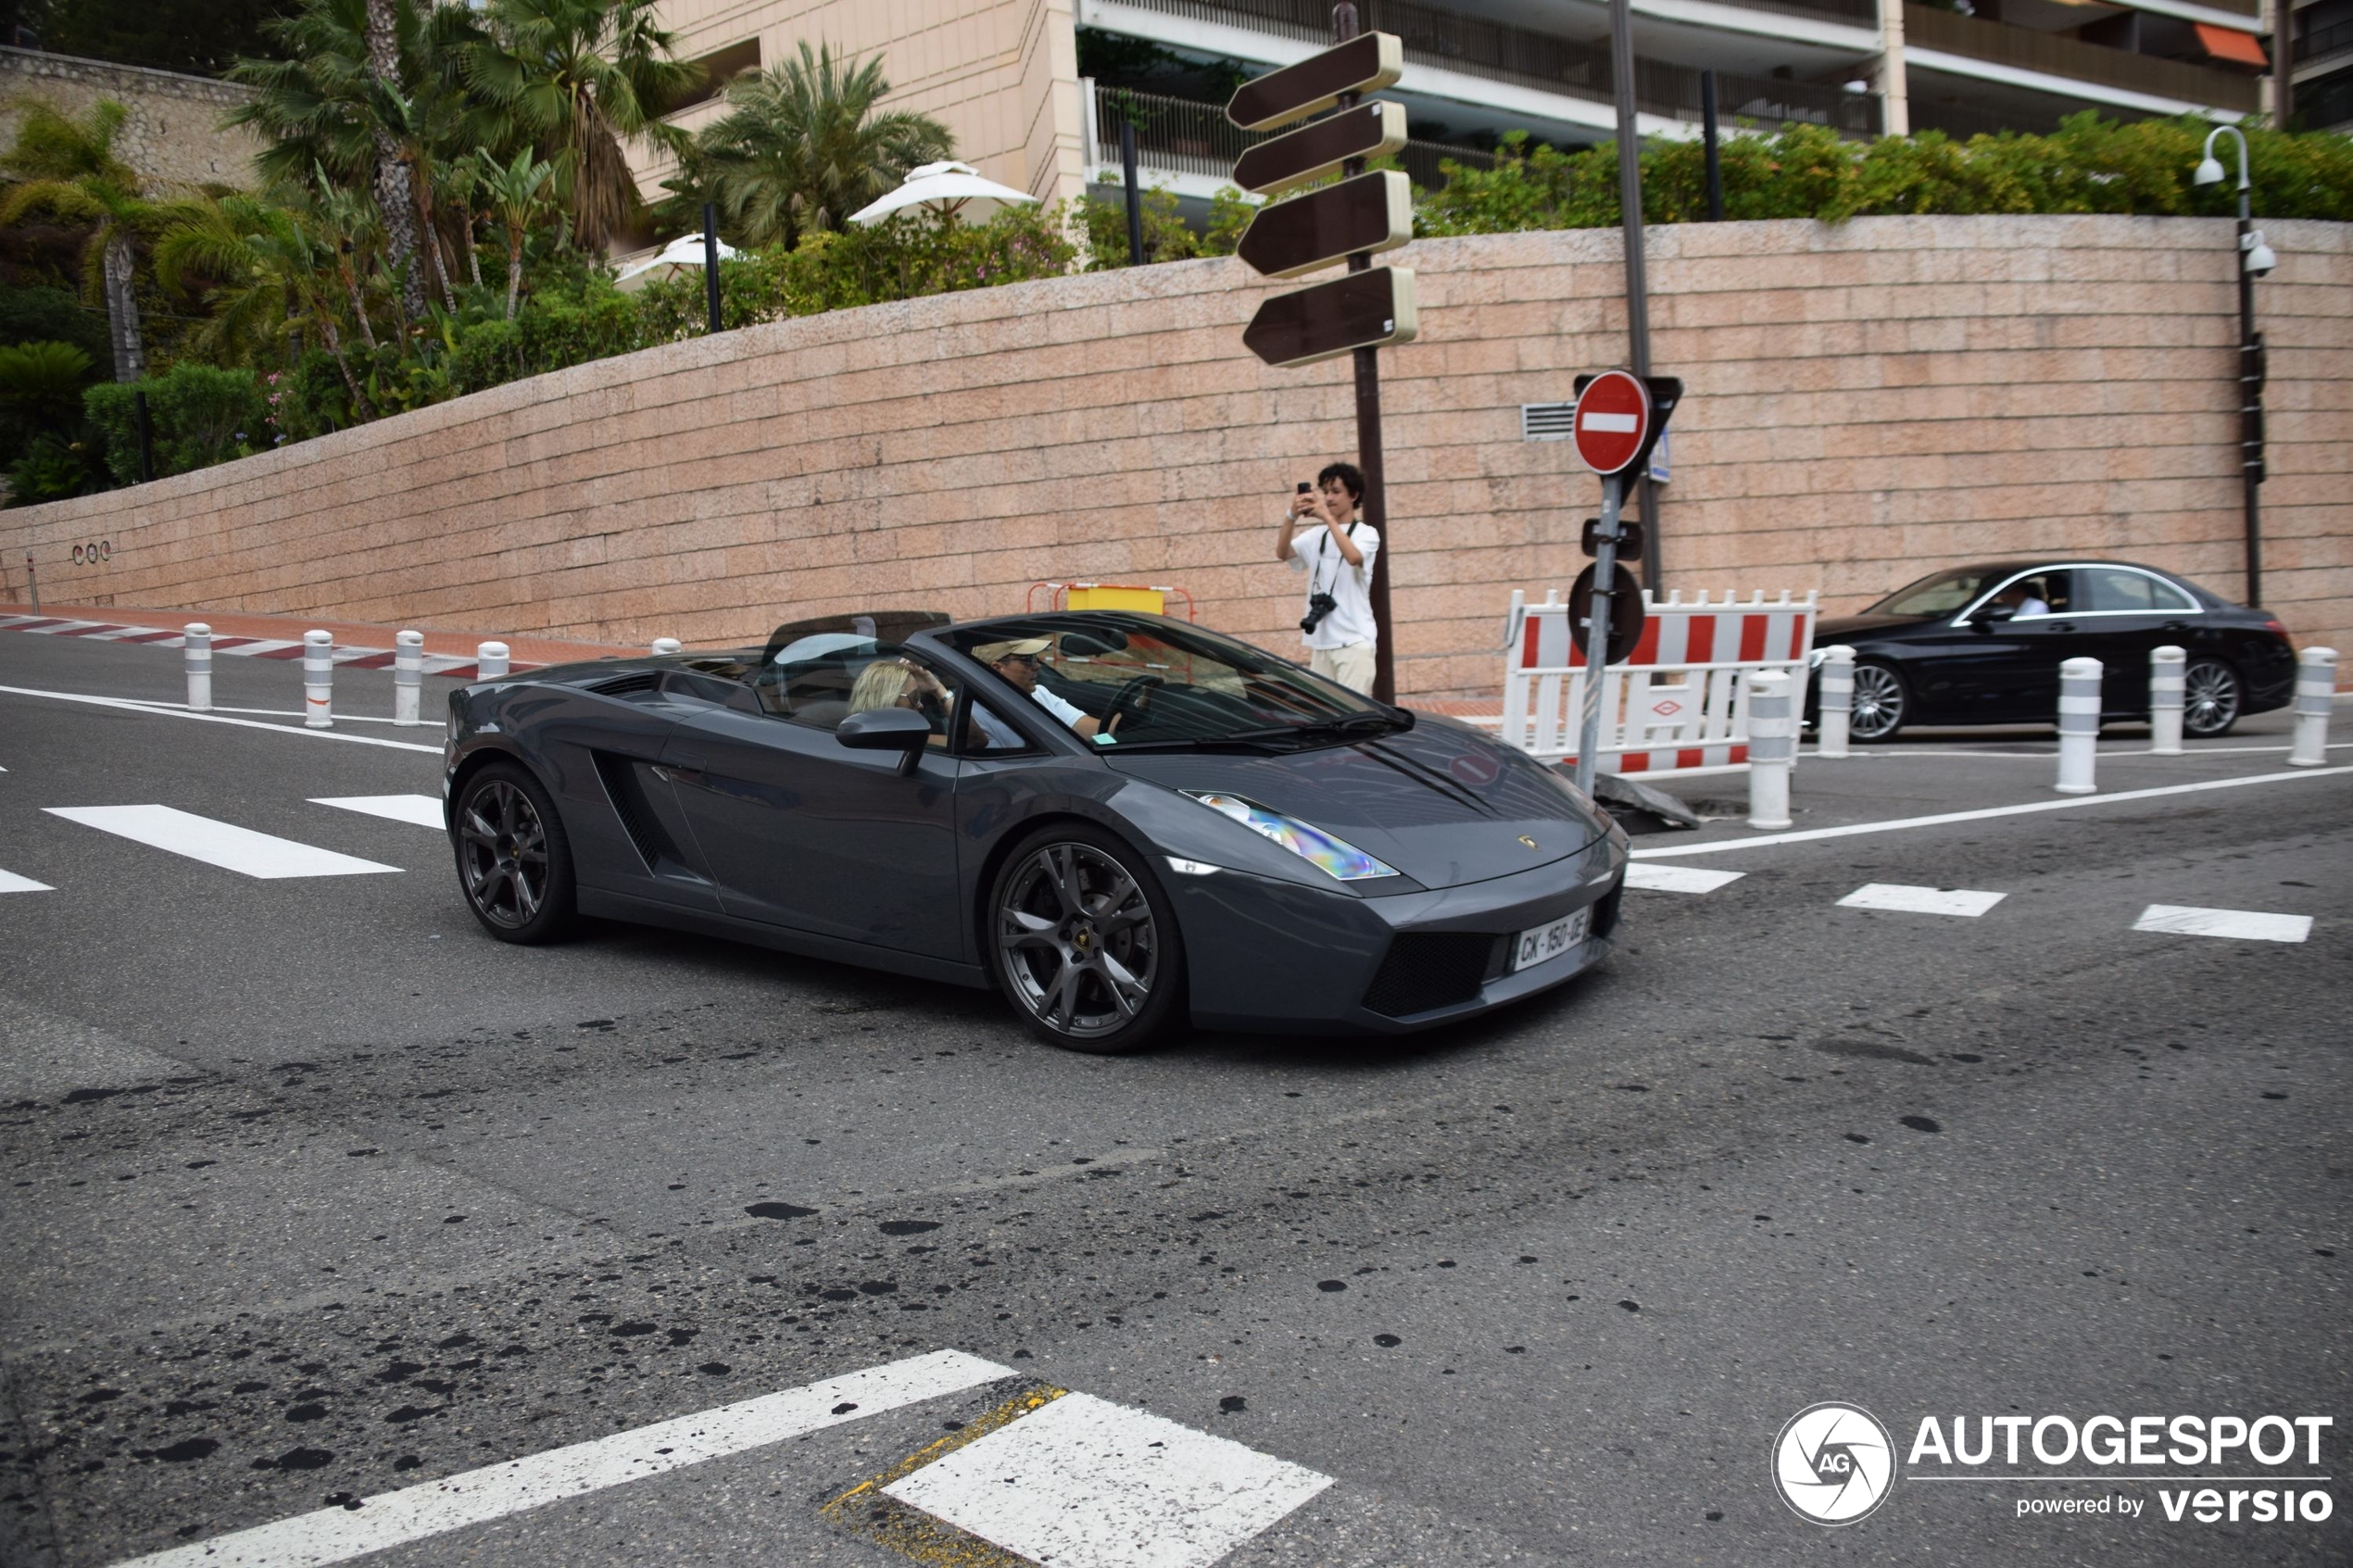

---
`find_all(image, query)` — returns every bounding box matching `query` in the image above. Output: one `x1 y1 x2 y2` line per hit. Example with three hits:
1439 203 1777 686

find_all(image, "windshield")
947 614 1406 750
1867 569 2002 617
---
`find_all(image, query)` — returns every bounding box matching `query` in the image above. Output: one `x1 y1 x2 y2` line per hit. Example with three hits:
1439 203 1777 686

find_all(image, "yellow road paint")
820 1384 1067 1566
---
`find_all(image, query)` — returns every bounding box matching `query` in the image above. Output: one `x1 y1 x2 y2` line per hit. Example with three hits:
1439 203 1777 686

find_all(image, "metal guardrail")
1091 86 1495 186
1104 0 1879 133
1904 5 2260 112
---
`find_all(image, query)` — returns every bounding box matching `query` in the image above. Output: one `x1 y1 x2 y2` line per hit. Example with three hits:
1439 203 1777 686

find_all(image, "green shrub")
83 362 270 484
0 286 111 369
1080 178 1202 268
1417 115 2353 235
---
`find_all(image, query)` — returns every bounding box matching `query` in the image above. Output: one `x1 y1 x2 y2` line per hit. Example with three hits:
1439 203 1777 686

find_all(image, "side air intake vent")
591 751 683 872
1361 933 1505 1019
589 671 663 698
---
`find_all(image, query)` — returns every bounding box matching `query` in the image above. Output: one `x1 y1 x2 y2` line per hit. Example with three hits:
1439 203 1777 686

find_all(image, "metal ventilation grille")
1361 933 1505 1019
588 671 662 697
1521 403 1576 441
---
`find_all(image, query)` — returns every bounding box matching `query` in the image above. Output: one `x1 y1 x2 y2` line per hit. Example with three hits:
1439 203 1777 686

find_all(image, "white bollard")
650 636 684 656
2147 645 2185 756
393 629 424 725
2056 656 2102 794
302 630 334 729
1816 645 1854 759
1746 670 1795 829
182 622 212 711
475 640 510 681
2287 646 2336 767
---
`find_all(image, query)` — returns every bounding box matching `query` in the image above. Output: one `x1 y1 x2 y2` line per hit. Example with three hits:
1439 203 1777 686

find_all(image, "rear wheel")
2182 658 2242 738
1848 660 1908 743
454 761 578 943
989 824 1184 1054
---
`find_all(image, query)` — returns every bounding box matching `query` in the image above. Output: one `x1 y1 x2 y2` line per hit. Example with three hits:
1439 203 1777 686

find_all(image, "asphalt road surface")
3 632 2347 1568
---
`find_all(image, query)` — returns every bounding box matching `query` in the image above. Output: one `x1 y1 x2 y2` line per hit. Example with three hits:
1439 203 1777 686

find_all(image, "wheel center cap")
1071 922 1095 952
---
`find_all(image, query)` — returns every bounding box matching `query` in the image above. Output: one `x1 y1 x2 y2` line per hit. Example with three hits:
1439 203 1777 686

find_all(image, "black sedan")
1812 559 2297 741
441 609 1627 1053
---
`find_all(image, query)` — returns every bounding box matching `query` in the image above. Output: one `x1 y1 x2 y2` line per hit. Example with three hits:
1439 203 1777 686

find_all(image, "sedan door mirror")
1968 603 2016 627
837 707 933 775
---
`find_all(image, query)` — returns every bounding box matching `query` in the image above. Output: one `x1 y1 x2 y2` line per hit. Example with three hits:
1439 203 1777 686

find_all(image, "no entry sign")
1571 370 1652 476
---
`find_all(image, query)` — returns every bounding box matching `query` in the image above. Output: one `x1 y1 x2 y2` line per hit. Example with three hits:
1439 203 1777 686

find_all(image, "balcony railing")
1091 84 1497 187
2294 17 2353 69
1905 5 2260 112
1105 0 1880 134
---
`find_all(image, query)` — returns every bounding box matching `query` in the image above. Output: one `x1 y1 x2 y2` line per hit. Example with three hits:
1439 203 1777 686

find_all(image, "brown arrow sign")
1232 101 1407 196
1225 31 1404 132
1244 267 1418 369
1237 170 1412 280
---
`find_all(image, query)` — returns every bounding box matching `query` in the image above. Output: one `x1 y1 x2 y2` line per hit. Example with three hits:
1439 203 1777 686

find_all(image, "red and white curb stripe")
0 614 538 681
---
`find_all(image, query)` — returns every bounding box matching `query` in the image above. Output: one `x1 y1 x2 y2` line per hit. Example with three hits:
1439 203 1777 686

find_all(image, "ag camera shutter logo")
1775 1402 1896 1524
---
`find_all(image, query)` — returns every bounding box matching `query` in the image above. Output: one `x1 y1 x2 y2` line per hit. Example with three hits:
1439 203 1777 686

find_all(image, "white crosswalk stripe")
44 806 399 880
310 794 446 828
2132 904 2311 943
0 869 53 893
885 1390 1332 1568
1836 883 2007 917
1624 863 1744 894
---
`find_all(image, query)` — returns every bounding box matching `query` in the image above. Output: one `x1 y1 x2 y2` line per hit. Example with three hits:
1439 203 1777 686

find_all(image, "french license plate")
1511 907 1591 972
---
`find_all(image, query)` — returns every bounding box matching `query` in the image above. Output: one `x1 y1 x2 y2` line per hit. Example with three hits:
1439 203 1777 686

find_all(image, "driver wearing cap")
974 637 1119 746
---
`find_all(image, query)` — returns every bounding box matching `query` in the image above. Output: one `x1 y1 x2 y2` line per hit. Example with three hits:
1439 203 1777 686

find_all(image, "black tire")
452 760 579 944
2181 657 2243 738
988 822 1185 1054
1848 660 1908 743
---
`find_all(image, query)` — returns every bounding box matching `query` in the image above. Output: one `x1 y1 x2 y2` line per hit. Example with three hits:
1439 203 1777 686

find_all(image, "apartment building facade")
638 0 2288 217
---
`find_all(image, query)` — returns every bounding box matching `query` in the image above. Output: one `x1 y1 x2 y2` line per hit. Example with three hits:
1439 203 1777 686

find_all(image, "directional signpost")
1229 8 1417 702
1567 369 1681 796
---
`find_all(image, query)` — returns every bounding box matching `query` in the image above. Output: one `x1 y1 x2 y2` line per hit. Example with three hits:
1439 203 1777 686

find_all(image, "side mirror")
1969 603 2016 627
837 707 933 775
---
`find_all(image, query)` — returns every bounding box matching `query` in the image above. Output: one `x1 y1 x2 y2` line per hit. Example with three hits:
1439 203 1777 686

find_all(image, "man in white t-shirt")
973 637 1120 746
1275 461 1380 694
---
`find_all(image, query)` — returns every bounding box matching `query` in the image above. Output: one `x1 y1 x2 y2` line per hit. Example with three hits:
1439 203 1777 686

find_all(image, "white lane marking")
1624 863 1745 894
311 794 445 828
885 1390 1333 1568
118 699 430 727
1837 883 2007 917
44 807 399 880
1629 766 2353 859
0 684 444 754
111 1350 1012 1568
2132 904 2312 944
0 870 53 893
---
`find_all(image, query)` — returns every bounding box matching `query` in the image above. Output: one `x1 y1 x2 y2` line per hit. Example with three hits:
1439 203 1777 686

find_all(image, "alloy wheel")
1847 663 1906 742
995 842 1160 1042
459 778 550 929
2182 659 2241 737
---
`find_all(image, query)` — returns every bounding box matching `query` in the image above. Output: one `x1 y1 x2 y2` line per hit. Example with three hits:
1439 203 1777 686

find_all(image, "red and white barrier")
1499 588 1818 774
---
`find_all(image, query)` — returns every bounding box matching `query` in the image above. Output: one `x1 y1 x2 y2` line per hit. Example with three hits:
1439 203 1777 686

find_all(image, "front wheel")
2181 658 2242 738
453 761 578 943
1847 660 1908 743
988 824 1185 1054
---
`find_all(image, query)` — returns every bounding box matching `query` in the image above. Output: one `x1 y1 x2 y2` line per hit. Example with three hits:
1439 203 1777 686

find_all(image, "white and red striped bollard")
1746 670 1794 829
1815 645 1854 759
651 637 683 656
302 630 334 728
2057 657 2101 794
475 641 510 680
2148 646 2185 756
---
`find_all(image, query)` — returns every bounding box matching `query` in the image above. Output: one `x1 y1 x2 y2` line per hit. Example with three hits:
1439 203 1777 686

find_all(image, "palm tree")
360 0 431 320
152 193 377 419
689 43 954 248
462 0 698 256
0 100 158 382
476 145 555 318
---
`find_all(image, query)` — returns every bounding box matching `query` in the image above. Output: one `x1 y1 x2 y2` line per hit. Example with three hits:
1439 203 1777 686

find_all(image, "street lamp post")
2193 126 2276 608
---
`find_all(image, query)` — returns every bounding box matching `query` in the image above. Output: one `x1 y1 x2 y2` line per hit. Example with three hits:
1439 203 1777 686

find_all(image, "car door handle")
658 753 708 785
2046 621 2074 633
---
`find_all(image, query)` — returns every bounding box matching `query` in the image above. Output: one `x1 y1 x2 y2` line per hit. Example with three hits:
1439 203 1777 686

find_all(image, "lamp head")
2243 232 2276 277
2193 156 2225 187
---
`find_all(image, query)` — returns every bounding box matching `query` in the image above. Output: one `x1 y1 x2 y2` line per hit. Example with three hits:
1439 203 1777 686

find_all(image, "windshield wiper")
1221 712 1411 746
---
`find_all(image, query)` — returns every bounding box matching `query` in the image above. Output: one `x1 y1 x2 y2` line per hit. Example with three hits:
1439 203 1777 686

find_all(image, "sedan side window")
2081 567 2195 614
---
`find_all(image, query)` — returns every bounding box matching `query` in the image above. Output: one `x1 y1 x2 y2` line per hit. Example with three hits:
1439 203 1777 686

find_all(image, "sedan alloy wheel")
1847 662 1907 742
2182 658 2242 738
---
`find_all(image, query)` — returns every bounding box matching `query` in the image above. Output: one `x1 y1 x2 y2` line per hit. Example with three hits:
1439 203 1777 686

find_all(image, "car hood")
1106 719 1608 891
1817 611 1935 641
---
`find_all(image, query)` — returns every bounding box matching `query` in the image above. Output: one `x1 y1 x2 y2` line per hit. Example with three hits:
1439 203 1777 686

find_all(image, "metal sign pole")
1328 2 1395 705
1608 0 1660 597
1573 473 1623 797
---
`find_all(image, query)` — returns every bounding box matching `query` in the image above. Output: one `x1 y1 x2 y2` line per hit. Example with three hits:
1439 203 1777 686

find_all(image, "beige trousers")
1310 642 1378 694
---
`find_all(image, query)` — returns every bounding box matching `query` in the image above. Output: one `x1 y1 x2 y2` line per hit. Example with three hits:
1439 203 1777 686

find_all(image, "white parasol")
847 160 1038 226
613 232 741 287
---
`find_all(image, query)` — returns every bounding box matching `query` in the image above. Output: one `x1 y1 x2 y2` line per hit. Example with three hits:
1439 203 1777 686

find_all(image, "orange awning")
2195 22 2270 68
